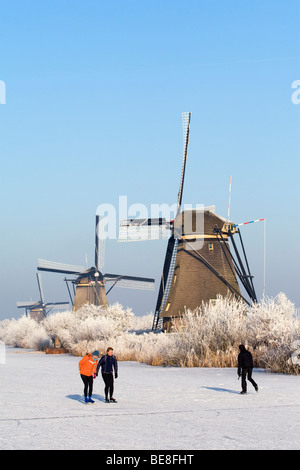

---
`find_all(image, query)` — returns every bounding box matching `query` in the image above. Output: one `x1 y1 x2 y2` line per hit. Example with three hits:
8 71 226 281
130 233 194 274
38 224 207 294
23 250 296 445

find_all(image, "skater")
79 350 100 403
96 347 118 403
238 344 258 394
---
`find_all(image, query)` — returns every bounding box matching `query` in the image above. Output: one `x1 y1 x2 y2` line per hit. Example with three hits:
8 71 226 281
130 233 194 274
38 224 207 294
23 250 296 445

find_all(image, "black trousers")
81 374 93 397
241 367 257 392
102 372 114 399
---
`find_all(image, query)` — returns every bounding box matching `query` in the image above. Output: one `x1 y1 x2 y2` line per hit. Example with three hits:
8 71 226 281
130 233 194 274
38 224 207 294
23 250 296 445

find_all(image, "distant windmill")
37 215 155 311
119 112 258 332
16 272 69 322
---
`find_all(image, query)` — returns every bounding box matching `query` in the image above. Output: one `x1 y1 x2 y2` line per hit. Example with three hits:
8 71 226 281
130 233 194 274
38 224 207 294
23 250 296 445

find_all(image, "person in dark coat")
96 347 118 403
238 344 258 394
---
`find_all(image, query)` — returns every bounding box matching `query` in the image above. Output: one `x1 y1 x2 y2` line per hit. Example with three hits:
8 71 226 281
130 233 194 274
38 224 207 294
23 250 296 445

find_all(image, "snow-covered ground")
0 347 299 450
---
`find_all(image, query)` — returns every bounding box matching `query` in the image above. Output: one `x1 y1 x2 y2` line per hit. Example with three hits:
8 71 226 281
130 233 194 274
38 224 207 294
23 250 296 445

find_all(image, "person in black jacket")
96 347 118 403
238 344 258 394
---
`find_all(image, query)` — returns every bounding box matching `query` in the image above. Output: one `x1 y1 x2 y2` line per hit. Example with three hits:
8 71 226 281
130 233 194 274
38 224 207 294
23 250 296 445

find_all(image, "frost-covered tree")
0 294 299 373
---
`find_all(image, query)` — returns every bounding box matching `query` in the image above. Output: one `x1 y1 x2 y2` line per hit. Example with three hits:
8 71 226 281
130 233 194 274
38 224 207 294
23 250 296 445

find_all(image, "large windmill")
16 272 69 322
119 112 257 332
37 215 155 311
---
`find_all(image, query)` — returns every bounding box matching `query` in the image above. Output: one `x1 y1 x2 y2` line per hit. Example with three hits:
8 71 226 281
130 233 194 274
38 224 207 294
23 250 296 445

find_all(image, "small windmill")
119 112 258 332
37 215 155 311
16 272 69 322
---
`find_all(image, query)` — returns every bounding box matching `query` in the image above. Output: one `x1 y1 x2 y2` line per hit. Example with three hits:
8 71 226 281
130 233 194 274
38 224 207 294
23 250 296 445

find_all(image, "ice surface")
0 347 299 450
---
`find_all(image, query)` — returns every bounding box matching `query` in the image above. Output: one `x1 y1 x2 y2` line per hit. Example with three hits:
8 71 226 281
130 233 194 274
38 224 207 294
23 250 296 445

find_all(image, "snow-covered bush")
0 303 134 353
0 294 298 373
0 316 50 350
108 303 244 367
170 295 247 367
166 293 300 372
42 303 134 351
246 293 297 347
72 303 134 332
128 313 154 333
245 293 300 373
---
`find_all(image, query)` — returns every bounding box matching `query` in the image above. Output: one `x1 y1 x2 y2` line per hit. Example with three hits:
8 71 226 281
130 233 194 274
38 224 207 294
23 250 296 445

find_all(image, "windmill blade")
44 302 69 316
118 218 171 242
37 259 85 275
95 215 107 270
95 215 100 269
104 273 155 290
36 272 45 304
154 235 178 316
16 301 40 308
44 302 69 309
121 218 168 226
177 112 191 216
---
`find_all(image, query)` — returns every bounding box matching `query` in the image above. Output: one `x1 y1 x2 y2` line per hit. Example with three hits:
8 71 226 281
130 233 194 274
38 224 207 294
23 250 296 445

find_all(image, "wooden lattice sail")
37 216 155 311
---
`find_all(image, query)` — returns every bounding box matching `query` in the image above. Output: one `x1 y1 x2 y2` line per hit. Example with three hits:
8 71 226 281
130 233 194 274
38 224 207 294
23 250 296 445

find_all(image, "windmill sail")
118 218 170 242
104 274 155 290
38 259 85 275
177 111 191 214
43 302 69 314
152 235 177 328
153 112 192 329
95 214 107 270
36 272 45 304
17 301 40 308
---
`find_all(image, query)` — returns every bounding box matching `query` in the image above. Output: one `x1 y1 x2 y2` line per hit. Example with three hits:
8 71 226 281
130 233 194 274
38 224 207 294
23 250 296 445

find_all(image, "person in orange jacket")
79 350 100 403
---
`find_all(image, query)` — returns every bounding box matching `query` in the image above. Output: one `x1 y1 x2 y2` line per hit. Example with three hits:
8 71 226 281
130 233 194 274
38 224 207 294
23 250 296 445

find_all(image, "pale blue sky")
0 0 299 319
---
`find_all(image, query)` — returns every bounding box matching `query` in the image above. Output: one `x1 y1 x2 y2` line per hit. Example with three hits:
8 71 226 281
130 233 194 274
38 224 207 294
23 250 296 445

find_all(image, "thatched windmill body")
119 112 257 331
